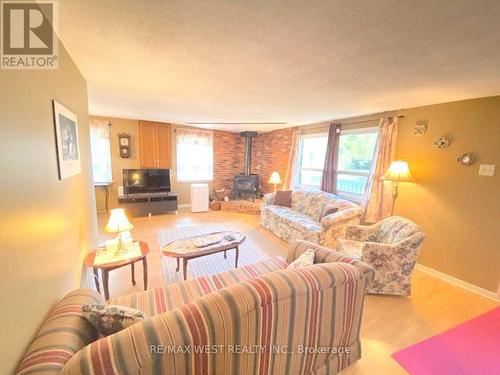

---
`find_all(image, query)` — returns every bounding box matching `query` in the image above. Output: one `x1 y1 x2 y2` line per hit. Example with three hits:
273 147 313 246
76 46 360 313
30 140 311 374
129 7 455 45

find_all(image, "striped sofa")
16 240 374 375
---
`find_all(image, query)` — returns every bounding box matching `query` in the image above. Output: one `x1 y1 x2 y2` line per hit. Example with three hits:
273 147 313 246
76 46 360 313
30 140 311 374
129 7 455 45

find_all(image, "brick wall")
213 130 244 190
252 128 295 193
213 127 295 194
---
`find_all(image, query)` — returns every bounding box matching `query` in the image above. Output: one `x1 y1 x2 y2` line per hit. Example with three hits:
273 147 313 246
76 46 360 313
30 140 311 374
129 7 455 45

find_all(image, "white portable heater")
190 183 209 213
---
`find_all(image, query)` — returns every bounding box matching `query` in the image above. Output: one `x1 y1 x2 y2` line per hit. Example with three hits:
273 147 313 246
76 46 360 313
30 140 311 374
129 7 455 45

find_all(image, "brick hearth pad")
219 199 264 214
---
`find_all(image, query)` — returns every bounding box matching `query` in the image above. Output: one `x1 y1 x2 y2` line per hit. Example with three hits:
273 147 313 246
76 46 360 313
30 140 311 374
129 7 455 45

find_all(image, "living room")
1 1 499 375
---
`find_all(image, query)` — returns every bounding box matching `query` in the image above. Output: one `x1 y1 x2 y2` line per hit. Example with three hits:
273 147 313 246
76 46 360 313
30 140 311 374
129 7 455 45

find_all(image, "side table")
84 241 149 300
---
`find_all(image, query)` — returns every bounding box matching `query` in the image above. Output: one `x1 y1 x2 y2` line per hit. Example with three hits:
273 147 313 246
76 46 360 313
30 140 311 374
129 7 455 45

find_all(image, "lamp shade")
267 171 282 185
381 161 415 182
105 208 133 233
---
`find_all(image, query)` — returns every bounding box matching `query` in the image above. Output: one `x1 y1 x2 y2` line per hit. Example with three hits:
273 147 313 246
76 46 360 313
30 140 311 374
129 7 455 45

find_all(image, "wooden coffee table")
84 241 149 300
162 231 246 280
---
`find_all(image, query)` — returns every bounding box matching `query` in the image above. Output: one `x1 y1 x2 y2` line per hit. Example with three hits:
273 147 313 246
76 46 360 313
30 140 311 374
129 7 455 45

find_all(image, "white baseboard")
415 263 499 302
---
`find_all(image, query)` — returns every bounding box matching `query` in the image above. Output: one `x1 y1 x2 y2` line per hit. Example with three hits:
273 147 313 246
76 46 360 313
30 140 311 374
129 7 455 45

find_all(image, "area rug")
158 222 274 284
392 307 500 375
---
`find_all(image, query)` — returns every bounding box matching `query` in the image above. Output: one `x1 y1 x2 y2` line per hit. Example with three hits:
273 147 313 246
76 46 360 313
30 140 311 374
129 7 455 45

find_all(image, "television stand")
118 192 178 217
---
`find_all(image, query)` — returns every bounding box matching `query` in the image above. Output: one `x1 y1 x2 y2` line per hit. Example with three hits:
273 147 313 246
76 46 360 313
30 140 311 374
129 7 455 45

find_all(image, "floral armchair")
337 216 425 296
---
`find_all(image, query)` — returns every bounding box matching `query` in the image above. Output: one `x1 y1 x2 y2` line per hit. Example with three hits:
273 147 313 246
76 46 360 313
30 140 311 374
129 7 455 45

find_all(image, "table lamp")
381 160 415 215
268 171 282 193
105 208 134 254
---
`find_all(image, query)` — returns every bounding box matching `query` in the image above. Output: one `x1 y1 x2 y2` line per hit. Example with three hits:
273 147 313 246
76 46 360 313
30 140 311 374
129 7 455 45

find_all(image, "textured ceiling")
59 0 500 132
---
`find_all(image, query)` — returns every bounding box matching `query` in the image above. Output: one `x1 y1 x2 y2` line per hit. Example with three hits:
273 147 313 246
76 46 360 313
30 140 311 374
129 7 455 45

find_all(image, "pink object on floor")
392 307 500 375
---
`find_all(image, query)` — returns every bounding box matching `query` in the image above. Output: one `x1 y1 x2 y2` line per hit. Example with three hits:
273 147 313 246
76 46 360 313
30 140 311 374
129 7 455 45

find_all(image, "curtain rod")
337 115 404 126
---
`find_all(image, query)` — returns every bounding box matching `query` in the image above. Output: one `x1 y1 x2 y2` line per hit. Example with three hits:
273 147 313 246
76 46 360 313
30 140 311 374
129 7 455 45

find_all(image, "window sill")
293 185 363 205
294 184 320 190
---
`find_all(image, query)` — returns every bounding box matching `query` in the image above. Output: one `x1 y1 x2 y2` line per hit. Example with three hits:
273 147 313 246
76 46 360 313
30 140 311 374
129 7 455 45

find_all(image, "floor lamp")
381 160 415 215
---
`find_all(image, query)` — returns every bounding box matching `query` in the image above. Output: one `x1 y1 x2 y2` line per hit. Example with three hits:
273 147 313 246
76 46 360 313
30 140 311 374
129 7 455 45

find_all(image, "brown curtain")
283 128 301 190
362 117 398 222
320 123 341 193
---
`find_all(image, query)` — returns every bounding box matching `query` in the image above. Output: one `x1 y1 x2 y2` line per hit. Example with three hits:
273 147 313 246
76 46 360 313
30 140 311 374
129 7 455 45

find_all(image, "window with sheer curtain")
176 128 214 181
90 120 112 183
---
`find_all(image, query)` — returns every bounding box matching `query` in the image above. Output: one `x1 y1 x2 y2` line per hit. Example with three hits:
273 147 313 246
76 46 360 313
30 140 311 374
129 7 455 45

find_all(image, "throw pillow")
273 190 292 207
287 248 315 269
320 204 339 220
82 304 145 336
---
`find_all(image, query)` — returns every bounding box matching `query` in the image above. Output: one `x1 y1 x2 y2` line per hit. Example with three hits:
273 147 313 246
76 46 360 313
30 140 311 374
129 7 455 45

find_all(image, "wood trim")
415 263 499 301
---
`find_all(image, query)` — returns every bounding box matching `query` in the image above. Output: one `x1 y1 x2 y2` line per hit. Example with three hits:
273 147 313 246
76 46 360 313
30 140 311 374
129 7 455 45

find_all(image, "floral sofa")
261 189 363 248
337 216 425 296
16 240 374 375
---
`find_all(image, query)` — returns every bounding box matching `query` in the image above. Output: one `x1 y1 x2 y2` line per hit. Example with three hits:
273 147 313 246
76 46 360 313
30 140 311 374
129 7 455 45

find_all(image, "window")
90 120 112 183
295 127 379 201
336 127 378 200
297 133 328 188
176 128 213 181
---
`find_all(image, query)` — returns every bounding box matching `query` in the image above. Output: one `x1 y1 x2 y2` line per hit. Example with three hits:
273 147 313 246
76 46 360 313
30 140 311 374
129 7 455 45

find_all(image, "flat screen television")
123 169 171 194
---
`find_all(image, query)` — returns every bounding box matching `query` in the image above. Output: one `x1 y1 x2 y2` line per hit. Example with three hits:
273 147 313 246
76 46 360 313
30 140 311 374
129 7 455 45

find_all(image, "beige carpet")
158 222 274 284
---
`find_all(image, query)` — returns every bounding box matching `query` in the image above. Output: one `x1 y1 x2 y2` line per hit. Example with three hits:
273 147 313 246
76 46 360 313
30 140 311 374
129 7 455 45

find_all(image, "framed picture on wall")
52 100 81 180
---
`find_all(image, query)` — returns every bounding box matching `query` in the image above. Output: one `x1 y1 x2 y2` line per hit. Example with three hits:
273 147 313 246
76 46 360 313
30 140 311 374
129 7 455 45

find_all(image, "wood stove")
234 174 259 194
233 131 260 199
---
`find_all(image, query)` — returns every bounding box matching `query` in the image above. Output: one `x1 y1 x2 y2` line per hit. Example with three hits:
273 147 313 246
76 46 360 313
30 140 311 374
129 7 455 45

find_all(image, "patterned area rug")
158 223 273 284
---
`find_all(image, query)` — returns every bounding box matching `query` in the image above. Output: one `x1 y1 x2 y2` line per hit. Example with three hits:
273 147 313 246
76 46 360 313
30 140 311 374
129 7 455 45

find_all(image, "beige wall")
0 44 97 373
90 116 141 209
394 96 500 293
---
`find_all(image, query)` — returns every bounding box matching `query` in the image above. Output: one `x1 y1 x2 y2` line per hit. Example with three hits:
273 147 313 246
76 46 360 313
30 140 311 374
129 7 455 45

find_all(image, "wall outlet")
478 164 495 176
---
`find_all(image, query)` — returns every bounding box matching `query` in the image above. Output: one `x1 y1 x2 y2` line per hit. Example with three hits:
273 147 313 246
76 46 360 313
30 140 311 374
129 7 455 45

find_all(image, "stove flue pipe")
240 131 257 176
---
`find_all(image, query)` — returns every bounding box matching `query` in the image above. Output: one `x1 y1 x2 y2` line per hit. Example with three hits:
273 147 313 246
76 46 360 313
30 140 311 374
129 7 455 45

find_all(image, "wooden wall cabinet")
139 121 172 168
